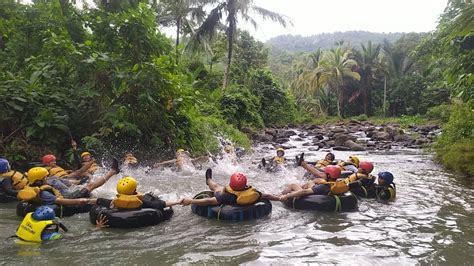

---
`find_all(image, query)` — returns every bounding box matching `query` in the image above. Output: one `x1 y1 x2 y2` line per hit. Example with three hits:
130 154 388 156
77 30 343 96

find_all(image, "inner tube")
89 205 173 228
348 182 376 198
0 191 17 203
191 191 272 221
16 201 92 218
283 193 358 212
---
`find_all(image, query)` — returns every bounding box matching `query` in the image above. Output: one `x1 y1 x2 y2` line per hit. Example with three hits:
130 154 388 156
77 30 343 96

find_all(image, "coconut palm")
189 0 289 90
316 46 361 118
356 41 382 116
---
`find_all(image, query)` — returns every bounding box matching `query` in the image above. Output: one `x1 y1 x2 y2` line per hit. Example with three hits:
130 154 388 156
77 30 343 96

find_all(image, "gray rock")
254 134 273 142
333 146 351 151
344 140 366 151
327 140 335 147
373 131 392 141
308 147 320 151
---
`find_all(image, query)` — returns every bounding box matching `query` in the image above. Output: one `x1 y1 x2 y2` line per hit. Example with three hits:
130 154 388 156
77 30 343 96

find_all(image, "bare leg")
302 162 326 179
207 178 223 192
282 183 303 194
86 170 117 192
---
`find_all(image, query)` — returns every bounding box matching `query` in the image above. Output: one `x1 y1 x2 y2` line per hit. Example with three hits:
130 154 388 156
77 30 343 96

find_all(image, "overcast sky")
237 0 448 41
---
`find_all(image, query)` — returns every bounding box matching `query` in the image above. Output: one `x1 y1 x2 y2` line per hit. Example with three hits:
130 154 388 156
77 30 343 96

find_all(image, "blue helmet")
0 158 10 174
32 206 56 221
378 171 394 184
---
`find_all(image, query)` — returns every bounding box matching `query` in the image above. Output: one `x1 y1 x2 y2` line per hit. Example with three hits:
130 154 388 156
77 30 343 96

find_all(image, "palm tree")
357 41 382 116
190 0 289 90
157 0 207 62
316 46 361 119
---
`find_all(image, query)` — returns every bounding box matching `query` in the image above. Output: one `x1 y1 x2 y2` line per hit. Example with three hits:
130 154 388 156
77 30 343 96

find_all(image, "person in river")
42 154 94 183
315 152 336 169
154 149 208 171
124 153 139 168
337 155 360 173
343 161 375 186
17 160 119 205
261 148 286 172
15 206 68 243
374 171 396 201
181 169 280 206
0 158 28 199
280 154 348 201
91 176 182 228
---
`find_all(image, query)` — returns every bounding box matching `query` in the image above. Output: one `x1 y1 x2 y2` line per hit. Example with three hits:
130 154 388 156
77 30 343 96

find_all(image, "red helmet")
229 172 247 191
359 161 374 173
324 165 341 179
42 154 56 164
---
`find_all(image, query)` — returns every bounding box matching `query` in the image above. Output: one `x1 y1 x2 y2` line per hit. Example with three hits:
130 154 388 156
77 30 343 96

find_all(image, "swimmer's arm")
191 156 209 163
165 199 183 207
55 198 90 206
260 193 280 201
153 159 176 167
281 188 313 200
182 197 218 206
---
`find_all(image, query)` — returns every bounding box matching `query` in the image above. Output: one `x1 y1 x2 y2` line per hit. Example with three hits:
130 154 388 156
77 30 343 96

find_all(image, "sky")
237 0 449 41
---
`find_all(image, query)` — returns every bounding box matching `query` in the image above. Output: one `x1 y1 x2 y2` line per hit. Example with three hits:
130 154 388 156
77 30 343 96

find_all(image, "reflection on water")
1 130 473 264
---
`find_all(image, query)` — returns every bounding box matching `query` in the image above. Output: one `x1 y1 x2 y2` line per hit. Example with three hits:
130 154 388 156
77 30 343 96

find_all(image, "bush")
425 104 452 122
353 114 368 121
435 100 474 177
219 86 264 130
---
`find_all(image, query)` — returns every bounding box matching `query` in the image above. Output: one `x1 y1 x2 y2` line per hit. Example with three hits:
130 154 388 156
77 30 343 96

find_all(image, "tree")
316 46 361 118
190 0 288 90
354 41 381 116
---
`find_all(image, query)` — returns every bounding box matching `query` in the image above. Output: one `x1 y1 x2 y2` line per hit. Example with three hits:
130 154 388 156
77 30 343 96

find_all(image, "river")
1 130 473 265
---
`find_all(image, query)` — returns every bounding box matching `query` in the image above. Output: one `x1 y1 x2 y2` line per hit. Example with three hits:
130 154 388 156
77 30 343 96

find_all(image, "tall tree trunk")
383 74 387 117
222 27 234 91
175 17 181 64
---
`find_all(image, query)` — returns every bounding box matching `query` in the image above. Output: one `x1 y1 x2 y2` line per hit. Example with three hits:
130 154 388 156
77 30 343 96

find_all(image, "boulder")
344 140 366 151
327 140 335 147
254 134 273 143
333 146 351 151
334 133 356 146
373 131 392 141
265 128 278 137
275 138 290 144
308 147 320 151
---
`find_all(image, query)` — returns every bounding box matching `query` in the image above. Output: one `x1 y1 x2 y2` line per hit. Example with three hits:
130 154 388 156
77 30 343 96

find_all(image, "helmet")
324 165 341 179
359 161 374 173
378 171 394 184
276 148 285 154
32 206 56 221
229 172 247 191
0 158 10 173
27 167 49 183
176 149 185 154
224 145 233 153
42 154 56 164
125 154 138 164
349 155 360 167
116 176 138 195
80 152 91 158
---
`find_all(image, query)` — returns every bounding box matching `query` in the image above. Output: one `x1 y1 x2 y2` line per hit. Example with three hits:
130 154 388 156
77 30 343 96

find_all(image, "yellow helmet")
27 167 49 184
176 149 185 154
116 176 137 195
349 155 360 167
276 148 285 152
81 152 91 158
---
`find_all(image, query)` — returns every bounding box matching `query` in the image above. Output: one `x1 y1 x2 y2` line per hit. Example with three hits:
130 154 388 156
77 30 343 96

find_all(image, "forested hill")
266 31 404 52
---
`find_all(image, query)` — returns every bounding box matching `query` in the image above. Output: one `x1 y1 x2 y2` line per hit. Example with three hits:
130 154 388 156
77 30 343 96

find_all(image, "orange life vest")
224 186 261 205
17 185 63 202
112 194 143 209
46 166 69 178
1 170 28 190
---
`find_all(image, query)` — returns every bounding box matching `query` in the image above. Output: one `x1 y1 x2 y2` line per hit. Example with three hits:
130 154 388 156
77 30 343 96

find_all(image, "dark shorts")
64 188 90 199
214 191 237 205
311 184 330 195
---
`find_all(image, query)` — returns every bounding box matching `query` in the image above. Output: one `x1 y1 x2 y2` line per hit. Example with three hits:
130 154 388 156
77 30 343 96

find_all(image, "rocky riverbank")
251 120 441 151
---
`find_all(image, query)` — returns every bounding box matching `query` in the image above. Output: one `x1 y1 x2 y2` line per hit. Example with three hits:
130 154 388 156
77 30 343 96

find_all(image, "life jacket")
1 170 28 190
176 154 192 168
224 186 261 205
319 180 349 195
83 162 98 175
17 185 63 202
377 183 396 201
46 166 68 179
344 173 371 184
272 156 285 165
112 194 143 209
315 159 331 168
16 212 56 243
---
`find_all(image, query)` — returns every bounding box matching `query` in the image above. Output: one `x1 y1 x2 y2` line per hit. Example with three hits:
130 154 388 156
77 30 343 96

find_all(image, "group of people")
1 146 395 243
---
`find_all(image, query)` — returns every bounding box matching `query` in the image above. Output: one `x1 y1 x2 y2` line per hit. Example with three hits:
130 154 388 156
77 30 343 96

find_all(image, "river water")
1 130 473 265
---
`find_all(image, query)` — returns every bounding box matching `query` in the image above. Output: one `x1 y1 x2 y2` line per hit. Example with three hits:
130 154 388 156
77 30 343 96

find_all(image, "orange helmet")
324 165 341 179
229 172 247 191
42 154 56 164
359 161 374 173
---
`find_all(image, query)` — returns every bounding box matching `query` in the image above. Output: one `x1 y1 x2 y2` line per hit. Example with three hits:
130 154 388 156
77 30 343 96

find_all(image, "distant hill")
266 31 405 52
